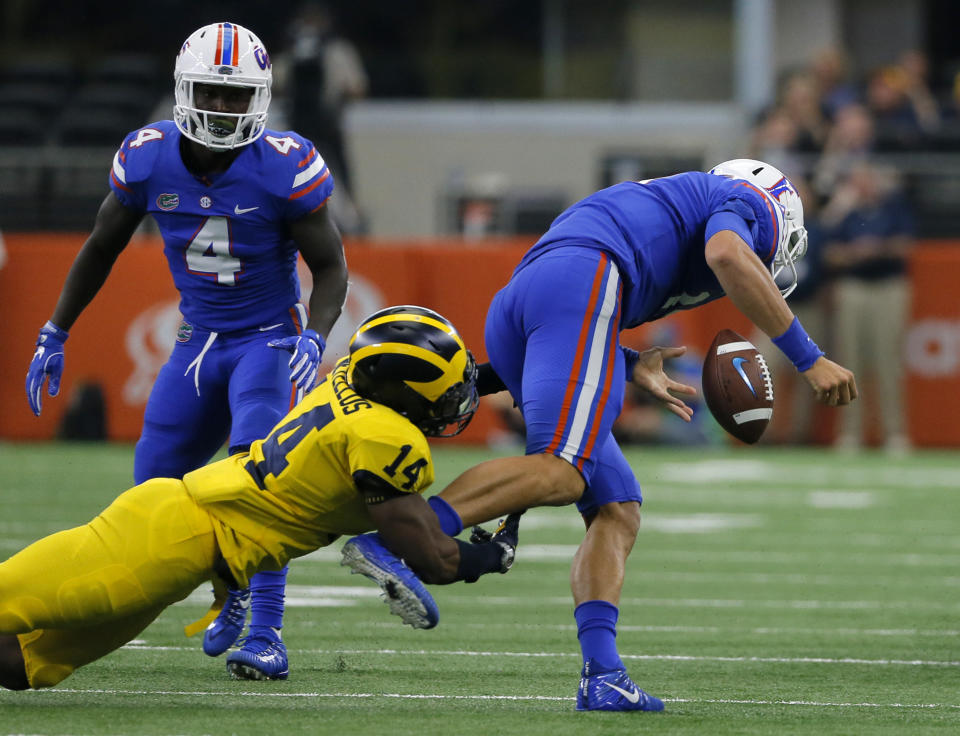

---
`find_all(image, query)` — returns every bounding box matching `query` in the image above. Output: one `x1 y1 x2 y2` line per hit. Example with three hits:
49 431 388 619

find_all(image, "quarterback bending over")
1 307 516 690
24 23 348 679
392 160 857 711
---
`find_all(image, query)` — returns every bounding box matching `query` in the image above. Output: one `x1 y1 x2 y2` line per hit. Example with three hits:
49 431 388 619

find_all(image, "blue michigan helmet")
347 306 479 437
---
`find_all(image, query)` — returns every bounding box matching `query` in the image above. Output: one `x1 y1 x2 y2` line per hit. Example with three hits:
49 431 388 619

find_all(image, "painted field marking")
14 688 959 710
116 644 960 668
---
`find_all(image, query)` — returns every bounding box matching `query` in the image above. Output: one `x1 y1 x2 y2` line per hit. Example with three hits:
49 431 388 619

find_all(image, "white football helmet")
709 159 808 298
173 22 272 150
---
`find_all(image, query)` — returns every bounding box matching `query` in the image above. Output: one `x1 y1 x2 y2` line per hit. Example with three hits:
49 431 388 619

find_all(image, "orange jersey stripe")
298 148 318 168
110 170 131 193
288 169 331 200
289 306 304 333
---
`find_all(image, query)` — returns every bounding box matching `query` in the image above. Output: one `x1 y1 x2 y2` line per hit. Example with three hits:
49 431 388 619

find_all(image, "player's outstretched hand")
630 346 698 421
802 356 858 406
268 328 325 391
25 321 69 416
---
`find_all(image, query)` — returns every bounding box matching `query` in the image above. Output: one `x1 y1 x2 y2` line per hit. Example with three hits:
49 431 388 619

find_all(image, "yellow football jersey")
182 358 434 583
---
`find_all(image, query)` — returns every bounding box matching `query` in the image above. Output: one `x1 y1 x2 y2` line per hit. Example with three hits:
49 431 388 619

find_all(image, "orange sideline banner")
1 234 958 447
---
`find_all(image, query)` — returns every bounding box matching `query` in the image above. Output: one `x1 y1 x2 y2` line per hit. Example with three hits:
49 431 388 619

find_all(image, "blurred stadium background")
2 0 960 449
2 4 960 732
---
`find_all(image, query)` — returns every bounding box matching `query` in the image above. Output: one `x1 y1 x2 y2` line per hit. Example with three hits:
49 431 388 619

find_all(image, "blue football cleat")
225 627 289 680
576 661 665 712
340 532 439 629
203 587 251 656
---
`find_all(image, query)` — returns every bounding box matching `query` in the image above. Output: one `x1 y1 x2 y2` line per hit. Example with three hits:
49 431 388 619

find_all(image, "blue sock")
428 495 463 536
575 600 624 673
249 567 287 632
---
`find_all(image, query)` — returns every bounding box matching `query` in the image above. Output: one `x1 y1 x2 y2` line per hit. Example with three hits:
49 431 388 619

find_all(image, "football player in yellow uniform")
0 306 517 690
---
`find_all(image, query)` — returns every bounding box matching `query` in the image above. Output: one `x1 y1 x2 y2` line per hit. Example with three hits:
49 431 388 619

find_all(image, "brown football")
702 329 774 444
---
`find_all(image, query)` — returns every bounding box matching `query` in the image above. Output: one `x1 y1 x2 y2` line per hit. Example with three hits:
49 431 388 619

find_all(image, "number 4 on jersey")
185 216 242 285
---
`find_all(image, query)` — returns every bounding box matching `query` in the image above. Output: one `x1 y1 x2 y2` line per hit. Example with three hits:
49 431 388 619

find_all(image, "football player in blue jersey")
24 23 348 680
394 160 857 711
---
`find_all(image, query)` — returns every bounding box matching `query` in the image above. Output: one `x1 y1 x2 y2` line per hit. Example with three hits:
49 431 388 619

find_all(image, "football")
702 329 774 444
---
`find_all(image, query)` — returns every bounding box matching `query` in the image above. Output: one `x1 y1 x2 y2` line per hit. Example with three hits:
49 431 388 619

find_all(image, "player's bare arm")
290 204 348 336
50 193 143 330
364 486 515 585
706 229 857 406
365 490 460 583
704 229 795 338
628 346 697 421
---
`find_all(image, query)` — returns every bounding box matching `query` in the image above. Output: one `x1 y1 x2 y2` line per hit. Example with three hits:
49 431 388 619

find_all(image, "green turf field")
0 442 958 735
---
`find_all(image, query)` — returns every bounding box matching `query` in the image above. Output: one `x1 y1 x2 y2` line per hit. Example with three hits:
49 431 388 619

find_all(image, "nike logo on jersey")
234 205 259 215
732 356 757 396
605 681 641 704
258 323 284 331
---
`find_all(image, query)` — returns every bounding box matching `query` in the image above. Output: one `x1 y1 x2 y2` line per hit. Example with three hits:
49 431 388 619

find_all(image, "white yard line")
116 644 960 668
14 688 959 710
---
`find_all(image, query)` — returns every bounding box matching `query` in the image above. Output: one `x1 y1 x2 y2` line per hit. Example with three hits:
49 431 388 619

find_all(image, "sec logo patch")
200 196 212 209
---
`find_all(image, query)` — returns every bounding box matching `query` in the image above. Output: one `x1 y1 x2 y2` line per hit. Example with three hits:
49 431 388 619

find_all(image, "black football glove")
469 511 524 573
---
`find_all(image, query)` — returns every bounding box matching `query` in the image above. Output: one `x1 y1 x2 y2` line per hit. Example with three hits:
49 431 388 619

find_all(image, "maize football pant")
0 479 218 688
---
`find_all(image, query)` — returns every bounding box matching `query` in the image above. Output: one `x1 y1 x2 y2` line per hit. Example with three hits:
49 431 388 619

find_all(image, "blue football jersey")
517 172 780 328
109 120 335 331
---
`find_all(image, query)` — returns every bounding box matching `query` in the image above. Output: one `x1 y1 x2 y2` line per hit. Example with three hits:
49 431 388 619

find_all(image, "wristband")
41 320 69 342
772 316 823 372
622 346 640 380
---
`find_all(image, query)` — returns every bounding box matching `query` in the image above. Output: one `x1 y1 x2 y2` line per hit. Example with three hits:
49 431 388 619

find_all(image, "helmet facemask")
416 352 480 437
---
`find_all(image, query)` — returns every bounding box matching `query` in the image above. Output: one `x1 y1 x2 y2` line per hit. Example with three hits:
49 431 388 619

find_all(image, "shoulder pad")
112 121 178 187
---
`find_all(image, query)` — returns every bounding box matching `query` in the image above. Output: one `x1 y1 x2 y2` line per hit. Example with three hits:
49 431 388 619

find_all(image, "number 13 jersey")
109 120 335 331
181 358 435 581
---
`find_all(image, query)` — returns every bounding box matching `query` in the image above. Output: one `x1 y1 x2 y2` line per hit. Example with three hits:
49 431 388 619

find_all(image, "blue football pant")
134 310 304 483
485 248 643 516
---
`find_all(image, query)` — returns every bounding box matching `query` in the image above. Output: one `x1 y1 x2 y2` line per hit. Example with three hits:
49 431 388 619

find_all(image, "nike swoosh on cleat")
234 205 259 215
258 324 284 331
605 681 641 704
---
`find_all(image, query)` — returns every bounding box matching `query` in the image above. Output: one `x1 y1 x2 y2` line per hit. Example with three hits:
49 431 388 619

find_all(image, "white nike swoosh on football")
234 205 259 214
606 681 641 703
259 324 284 331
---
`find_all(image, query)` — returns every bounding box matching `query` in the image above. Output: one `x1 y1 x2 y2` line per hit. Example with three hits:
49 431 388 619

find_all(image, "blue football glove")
26 320 69 416
268 328 325 391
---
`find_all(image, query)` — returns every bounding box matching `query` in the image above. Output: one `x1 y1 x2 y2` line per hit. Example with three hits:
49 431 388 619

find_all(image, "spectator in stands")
812 103 875 202
275 1 369 234
897 50 942 133
809 47 859 121
864 65 935 151
750 106 806 178
821 161 913 454
780 71 829 154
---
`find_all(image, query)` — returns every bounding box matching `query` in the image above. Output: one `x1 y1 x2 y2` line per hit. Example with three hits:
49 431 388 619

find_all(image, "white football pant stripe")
559 260 620 464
